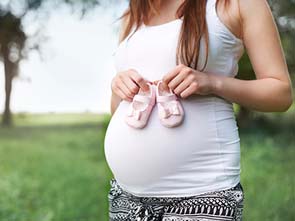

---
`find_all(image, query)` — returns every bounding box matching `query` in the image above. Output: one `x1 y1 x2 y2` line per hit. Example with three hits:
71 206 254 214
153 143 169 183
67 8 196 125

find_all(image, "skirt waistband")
108 178 243 205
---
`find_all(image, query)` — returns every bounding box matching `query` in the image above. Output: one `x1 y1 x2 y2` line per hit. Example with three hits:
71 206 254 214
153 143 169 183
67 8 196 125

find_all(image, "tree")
0 12 25 126
0 0 104 126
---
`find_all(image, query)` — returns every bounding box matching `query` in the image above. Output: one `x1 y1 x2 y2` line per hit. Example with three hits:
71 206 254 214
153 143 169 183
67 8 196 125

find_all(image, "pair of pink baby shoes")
125 80 184 129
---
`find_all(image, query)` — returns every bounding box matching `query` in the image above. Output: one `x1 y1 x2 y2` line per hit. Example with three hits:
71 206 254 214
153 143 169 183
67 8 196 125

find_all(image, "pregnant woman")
104 0 293 220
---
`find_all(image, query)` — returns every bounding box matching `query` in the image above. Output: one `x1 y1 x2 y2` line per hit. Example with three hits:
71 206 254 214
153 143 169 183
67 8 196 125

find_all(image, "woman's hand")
160 64 216 98
111 69 151 102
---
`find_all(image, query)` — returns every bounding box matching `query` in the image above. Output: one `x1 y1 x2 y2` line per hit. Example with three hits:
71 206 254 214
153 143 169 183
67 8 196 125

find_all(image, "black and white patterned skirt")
108 178 244 221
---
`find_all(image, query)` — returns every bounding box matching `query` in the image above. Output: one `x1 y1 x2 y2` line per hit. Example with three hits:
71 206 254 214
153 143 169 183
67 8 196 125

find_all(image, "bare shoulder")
216 0 274 41
216 0 243 40
239 0 274 24
238 0 290 81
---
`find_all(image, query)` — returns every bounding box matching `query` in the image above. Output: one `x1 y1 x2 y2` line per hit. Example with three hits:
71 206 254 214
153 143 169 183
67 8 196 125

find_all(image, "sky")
0 2 128 114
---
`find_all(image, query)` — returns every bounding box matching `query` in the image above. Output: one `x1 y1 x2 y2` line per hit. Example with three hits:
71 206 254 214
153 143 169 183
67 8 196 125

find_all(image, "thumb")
140 78 151 92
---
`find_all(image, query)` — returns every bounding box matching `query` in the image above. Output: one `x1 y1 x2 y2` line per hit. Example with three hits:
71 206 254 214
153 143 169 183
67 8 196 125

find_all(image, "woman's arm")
210 0 293 112
162 0 293 112
110 92 122 115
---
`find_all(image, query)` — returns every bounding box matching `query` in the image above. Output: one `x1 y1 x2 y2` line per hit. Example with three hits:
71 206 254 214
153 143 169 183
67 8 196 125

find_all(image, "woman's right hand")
111 69 151 102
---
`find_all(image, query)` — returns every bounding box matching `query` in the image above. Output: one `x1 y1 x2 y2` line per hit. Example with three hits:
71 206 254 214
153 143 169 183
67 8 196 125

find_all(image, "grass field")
0 112 294 221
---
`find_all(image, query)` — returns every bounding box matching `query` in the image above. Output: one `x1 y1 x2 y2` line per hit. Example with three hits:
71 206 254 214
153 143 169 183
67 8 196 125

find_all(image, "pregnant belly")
104 94 239 188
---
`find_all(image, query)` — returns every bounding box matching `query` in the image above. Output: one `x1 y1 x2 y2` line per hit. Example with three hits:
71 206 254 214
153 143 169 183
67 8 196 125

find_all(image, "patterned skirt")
108 178 244 221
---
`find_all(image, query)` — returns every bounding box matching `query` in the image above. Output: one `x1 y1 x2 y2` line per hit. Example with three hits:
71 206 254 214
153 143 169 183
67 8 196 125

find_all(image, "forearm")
210 74 293 112
110 92 122 116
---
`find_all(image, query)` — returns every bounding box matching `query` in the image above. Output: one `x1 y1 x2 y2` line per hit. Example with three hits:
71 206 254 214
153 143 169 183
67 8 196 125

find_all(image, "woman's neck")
147 0 185 25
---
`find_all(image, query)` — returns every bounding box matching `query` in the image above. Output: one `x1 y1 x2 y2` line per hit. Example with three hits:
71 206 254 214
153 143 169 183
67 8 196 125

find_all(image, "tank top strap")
206 0 221 24
206 0 218 14
207 0 244 44
207 0 216 7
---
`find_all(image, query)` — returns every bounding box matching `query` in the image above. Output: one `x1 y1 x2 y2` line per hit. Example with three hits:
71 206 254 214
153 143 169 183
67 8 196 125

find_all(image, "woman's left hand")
159 64 217 99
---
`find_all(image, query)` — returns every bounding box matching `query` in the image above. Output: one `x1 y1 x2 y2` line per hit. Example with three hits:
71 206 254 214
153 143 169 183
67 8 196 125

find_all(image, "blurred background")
0 0 294 220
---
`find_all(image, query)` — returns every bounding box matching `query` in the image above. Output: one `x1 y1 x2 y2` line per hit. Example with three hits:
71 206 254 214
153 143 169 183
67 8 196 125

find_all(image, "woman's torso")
104 0 244 197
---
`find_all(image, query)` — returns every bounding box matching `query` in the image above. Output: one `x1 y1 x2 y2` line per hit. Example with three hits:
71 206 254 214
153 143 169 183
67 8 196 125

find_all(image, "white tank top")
104 0 244 197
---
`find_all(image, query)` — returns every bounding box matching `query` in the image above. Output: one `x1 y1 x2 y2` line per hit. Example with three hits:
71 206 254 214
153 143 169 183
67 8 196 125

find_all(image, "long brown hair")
117 0 226 71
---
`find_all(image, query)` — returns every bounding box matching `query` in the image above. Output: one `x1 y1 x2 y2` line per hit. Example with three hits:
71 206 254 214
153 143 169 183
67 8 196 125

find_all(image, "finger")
173 77 192 96
114 85 133 102
129 70 150 92
163 83 170 92
153 79 169 91
118 79 135 100
167 68 190 91
122 76 140 95
162 64 185 85
180 82 198 99
153 79 160 85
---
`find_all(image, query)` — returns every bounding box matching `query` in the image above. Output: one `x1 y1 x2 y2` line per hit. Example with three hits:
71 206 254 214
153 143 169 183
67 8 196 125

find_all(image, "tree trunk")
2 46 14 127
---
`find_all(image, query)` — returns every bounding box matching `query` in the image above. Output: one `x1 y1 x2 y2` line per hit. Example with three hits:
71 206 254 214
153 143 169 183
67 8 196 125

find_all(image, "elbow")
283 94 293 112
278 84 294 112
279 99 293 112
266 81 294 112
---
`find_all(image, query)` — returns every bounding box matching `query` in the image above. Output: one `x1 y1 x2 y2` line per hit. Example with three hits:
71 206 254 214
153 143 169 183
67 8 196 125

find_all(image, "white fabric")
104 0 244 197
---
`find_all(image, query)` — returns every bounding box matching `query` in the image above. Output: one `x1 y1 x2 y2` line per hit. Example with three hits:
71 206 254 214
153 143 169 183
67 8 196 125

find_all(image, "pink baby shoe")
125 82 156 129
155 80 184 127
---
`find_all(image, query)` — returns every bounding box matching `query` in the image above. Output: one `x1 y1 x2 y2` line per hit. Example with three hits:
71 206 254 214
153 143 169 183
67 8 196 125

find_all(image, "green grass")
0 113 112 221
0 112 294 221
240 134 295 220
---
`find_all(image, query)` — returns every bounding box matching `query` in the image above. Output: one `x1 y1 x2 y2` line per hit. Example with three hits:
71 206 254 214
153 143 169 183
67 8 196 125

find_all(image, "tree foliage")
0 0 104 126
